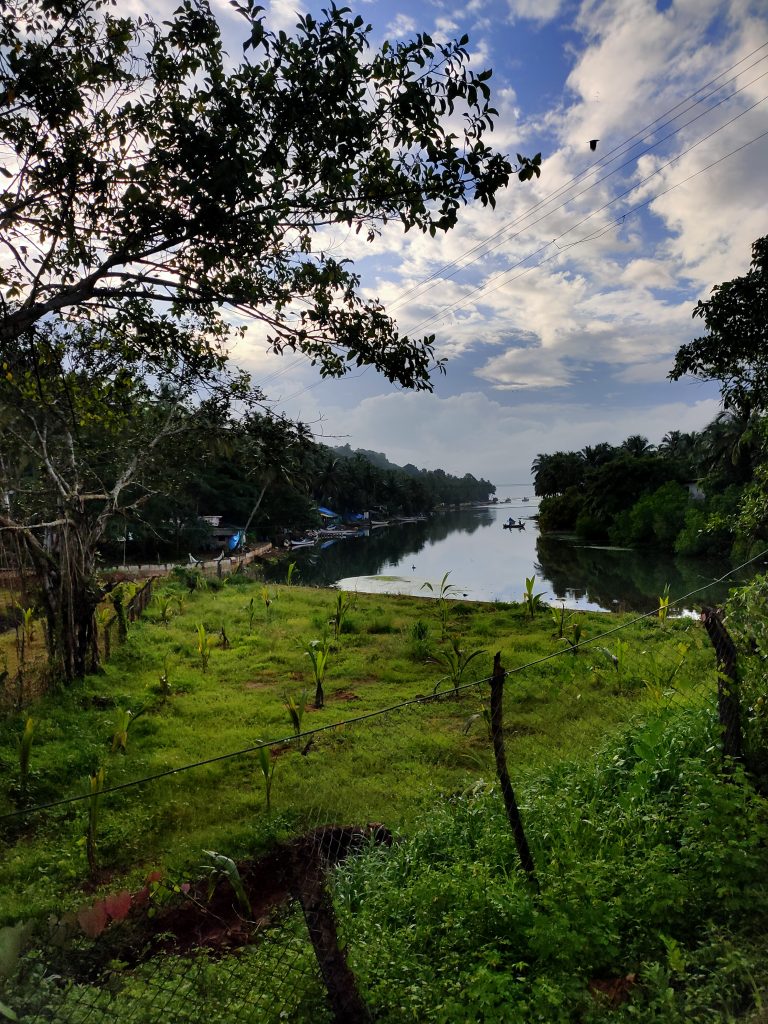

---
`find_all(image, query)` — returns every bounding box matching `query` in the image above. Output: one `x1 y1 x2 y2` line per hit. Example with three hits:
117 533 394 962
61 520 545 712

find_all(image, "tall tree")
670 236 768 413
0 318 246 681
0 0 536 388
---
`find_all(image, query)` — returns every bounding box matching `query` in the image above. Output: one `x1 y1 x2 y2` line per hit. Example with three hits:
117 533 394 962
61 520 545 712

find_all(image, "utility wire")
410 105 768 333
387 42 768 313
392 67 768 319
3 546 765 824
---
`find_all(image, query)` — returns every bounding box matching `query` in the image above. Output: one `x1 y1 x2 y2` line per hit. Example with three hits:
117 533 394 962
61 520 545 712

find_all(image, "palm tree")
621 435 654 457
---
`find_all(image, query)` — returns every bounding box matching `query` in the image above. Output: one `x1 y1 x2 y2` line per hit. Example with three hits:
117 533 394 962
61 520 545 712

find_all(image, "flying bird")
589 139 599 151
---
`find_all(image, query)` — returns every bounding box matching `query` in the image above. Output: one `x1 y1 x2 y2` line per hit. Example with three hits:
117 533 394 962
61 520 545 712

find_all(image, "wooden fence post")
700 607 742 763
289 845 371 1024
490 652 538 886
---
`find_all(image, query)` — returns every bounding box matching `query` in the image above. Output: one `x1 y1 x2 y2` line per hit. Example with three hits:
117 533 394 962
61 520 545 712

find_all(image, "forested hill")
331 444 495 502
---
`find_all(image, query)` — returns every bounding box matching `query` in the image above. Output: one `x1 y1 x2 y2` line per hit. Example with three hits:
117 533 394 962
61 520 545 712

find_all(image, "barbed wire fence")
0 561 762 1023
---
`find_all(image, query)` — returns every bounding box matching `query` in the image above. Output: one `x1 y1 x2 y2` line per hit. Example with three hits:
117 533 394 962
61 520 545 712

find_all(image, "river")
262 486 764 613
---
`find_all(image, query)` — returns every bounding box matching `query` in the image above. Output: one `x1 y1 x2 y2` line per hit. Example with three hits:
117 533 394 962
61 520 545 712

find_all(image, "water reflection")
262 502 761 611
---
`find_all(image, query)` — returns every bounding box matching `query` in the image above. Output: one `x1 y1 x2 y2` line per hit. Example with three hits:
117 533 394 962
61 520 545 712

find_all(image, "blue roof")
317 506 338 517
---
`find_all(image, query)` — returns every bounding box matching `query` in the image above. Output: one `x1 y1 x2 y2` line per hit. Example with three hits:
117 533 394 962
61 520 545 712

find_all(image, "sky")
217 0 768 485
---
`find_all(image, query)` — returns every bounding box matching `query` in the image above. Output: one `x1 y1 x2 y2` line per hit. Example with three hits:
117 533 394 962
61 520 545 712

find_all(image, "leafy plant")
261 587 272 620
305 637 332 708
196 624 212 673
286 560 298 585
16 716 35 806
156 655 172 701
283 689 308 749
153 594 177 627
559 621 583 655
523 575 545 619
430 636 486 694
330 590 352 639
658 582 671 626
421 571 459 637
550 602 570 639
111 709 133 754
641 642 690 701
14 604 35 665
255 745 276 816
201 850 251 915
86 767 105 877
463 693 492 739
245 597 256 633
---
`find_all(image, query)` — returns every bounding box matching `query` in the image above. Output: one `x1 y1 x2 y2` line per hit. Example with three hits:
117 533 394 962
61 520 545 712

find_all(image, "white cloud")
303 389 722 482
386 13 418 36
507 0 564 23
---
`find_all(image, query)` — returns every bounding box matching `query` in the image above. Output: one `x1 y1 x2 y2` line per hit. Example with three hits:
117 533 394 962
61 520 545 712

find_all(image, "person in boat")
507 516 514 527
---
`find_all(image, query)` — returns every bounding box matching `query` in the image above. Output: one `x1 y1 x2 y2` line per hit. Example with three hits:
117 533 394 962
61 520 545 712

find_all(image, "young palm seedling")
261 587 272 621
421 571 458 638
111 709 133 754
559 621 583 655
286 560 298 586
245 597 256 633
430 636 486 695
658 583 671 626
201 850 252 915
14 604 35 665
523 575 545 619
153 593 177 627
255 744 277 815
196 624 212 672
330 590 352 639
283 689 309 751
16 715 35 807
305 637 332 709
86 767 105 877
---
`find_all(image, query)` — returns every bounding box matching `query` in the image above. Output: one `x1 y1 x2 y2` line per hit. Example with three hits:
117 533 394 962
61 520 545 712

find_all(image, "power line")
3 546 765 824
409 103 768 333
386 41 768 314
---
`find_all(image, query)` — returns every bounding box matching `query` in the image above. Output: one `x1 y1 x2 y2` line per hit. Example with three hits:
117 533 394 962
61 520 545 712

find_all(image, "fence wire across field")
1 560 758 1024
3 654 722 1022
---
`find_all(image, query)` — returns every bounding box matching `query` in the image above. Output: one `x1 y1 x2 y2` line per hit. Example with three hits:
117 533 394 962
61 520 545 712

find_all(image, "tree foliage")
670 236 768 414
0 0 525 390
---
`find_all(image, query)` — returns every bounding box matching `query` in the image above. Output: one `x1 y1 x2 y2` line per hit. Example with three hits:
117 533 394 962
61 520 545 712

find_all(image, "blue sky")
209 0 768 484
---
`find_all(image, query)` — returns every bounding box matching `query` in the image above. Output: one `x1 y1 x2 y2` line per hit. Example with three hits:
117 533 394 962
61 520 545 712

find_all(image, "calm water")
264 488 764 612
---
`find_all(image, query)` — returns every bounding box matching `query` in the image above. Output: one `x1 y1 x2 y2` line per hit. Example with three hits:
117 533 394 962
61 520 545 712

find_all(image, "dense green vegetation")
533 235 768 563
2 572 767 1021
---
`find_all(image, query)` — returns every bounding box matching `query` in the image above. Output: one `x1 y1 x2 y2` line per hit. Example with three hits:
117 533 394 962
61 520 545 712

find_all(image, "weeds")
658 583 671 626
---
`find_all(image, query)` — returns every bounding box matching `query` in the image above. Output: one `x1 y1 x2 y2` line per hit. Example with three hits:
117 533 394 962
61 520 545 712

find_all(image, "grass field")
2 573 766 1022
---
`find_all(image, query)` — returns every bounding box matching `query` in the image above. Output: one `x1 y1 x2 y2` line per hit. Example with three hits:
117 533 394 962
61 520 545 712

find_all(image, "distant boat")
521 497 530 503
503 520 526 531
285 538 315 549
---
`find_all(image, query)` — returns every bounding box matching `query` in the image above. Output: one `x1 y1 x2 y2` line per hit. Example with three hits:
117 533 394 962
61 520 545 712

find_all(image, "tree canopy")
670 235 768 414
0 0 532 389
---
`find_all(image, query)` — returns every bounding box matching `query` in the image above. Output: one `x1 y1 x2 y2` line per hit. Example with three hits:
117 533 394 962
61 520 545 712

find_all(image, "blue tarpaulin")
227 531 244 551
317 506 338 518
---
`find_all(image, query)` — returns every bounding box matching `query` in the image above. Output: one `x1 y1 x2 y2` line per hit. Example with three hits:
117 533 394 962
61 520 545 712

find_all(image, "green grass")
3 578 759 1022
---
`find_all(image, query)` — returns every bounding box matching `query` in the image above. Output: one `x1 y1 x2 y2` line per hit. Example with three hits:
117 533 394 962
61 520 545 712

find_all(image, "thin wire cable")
410 108 768 333
387 43 768 313
3 545 765 824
